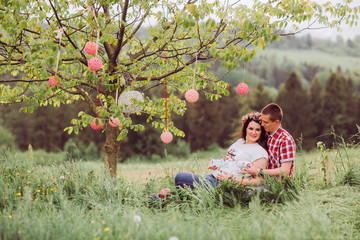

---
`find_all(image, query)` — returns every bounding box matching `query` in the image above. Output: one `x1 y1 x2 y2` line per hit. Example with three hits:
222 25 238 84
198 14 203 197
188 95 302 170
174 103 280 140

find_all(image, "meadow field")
0 141 359 240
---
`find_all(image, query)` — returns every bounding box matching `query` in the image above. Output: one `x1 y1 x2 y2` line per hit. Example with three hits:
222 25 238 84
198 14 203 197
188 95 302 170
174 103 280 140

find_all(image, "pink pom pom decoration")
160 131 173 144
108 117 120 128
48 76 61 86
185 89 199 103
84 41 97 55
91 118 103 130
159 188 171 195
237 83 249 95
88 57 102 71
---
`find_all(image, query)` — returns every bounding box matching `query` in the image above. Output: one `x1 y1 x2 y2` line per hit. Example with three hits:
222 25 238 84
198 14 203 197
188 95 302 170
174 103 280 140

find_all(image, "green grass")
258 48 360 73
0 144 359 240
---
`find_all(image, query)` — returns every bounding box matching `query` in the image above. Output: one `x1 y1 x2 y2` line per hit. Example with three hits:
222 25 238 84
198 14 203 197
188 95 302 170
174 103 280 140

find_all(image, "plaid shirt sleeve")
279 139 296 163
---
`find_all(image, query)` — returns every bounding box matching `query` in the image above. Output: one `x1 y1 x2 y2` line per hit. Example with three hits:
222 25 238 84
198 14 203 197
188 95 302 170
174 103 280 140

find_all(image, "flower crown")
241 112 261 124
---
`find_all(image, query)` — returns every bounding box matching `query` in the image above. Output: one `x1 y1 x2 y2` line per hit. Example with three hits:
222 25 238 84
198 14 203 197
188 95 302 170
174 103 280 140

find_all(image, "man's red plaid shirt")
267 126 296 178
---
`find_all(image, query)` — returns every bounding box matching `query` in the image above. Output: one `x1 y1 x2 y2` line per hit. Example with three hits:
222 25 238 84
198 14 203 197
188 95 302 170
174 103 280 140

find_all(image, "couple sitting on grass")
175 103 296 190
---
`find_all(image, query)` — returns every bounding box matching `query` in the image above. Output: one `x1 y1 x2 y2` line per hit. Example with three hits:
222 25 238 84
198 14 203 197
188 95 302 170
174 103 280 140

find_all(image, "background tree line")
0 34 359 160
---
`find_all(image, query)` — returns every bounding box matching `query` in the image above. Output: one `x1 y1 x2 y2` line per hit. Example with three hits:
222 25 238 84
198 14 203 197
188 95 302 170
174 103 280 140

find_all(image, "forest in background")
0 33 359 161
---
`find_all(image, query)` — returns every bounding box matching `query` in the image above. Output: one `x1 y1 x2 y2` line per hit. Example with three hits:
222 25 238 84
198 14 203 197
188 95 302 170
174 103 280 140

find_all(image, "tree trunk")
104 123 121 178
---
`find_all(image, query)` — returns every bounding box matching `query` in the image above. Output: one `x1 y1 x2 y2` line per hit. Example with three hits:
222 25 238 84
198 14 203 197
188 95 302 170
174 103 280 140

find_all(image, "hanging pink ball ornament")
108 117 120 128
84 41 97 55
91 118 103 130
88 57 102 71
160 131 173 144
185 89 199 103
237 83 249 95
48 76 61 86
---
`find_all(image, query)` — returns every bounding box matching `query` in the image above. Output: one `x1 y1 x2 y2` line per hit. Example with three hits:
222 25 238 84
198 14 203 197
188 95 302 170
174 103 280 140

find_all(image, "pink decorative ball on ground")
91 118 103 130
88 57 102 71
159 188 171 195
84 41 97 55
237 83 249 95
185 89 199 103
160 131 173 144
48 76 61 86
108 117 120 128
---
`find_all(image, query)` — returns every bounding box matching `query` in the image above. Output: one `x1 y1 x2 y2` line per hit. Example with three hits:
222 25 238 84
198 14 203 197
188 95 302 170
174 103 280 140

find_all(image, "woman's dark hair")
241 118 268 150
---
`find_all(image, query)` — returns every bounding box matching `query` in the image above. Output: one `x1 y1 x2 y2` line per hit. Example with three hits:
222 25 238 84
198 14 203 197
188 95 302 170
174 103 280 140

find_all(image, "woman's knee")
175 172 199 189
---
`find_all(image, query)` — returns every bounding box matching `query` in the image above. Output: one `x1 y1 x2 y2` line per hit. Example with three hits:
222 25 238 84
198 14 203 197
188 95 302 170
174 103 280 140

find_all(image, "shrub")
0 119 16 150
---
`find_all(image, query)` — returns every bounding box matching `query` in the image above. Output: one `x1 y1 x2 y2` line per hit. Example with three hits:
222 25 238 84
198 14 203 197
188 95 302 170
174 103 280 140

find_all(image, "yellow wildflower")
104 228 109 233
16 193 21 197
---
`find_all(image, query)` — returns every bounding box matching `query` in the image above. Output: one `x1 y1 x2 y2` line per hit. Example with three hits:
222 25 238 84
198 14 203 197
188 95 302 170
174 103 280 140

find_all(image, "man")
244 103 295 179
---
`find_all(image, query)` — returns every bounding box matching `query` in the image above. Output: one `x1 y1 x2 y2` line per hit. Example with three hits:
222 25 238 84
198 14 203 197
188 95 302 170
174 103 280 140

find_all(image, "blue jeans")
175 172 220 189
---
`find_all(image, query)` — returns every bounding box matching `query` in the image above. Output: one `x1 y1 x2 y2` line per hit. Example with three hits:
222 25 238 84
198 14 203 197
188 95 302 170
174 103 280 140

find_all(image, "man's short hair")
261 103 283 122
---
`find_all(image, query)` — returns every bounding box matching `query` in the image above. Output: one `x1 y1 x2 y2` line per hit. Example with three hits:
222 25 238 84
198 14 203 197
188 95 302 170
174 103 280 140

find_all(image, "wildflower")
24 187 27 190
327 149 329 151
9 215 12 218
91 220 95 224
16 173 20 176
27 171 31 174
50 189 53 191
169 237 179 240
36 190 40 193
104 228 109 233
60 176 65 180
17 193 21 197
133 215 141 223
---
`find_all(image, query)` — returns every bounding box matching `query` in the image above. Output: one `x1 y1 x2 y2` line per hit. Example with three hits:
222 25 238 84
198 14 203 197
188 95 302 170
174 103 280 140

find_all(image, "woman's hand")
216 171 233 181
243 163 260 176
208 158 218 170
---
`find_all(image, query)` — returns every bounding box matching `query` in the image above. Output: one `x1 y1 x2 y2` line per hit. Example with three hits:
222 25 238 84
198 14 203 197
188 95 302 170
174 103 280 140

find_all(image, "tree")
322 73 349 145
276 71 310 148
307 77 325 149
0 0 358 177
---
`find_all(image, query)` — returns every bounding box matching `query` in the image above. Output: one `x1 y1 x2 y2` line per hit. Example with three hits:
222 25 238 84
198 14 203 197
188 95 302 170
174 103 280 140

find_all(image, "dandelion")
16 193 21 197
36 190 40 193
16 173 20 176
133 215 141 223
104 228 109 232
50 189 53 191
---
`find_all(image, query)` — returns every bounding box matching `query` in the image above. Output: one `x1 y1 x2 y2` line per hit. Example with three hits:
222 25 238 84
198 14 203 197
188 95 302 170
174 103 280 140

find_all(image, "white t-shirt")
211 139 268 179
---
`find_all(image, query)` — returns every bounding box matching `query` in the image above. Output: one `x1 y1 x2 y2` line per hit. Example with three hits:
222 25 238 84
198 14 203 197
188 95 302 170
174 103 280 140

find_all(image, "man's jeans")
175 172 220 189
